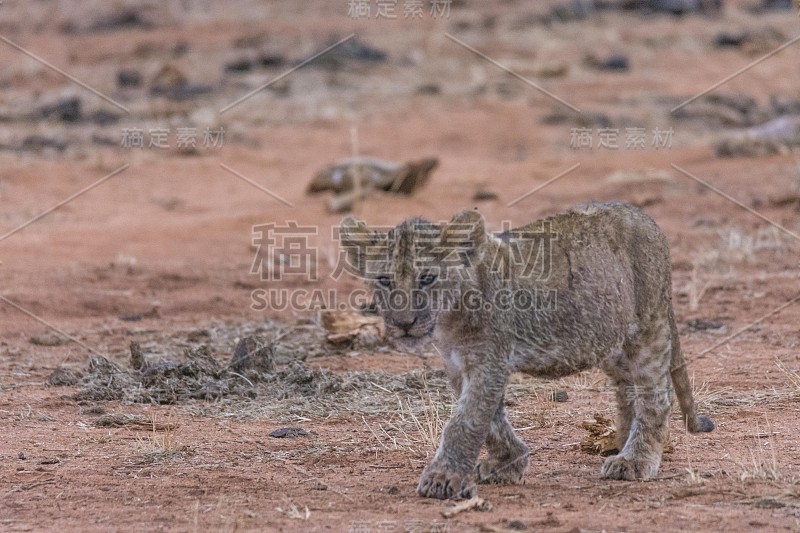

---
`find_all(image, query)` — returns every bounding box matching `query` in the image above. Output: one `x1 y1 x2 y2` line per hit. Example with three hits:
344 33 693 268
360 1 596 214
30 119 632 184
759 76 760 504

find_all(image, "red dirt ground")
2 1 800 531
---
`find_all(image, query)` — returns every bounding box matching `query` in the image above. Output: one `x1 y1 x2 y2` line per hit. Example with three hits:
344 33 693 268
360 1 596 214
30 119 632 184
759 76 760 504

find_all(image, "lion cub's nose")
395 316 418 333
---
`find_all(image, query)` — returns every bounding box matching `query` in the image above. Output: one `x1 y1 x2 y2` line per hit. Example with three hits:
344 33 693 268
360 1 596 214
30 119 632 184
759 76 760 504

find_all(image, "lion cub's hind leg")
476 400 530 485
601 323 673 481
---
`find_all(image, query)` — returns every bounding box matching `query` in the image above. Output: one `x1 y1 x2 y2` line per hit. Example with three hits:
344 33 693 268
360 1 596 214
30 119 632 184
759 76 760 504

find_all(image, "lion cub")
339 202 714 500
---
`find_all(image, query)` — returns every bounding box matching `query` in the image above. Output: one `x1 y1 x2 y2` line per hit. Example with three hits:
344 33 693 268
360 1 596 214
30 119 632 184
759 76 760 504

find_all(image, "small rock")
91 134 119 147
89 110 120 126
39 458 60 465
258 54 286 68
187 329 210 342
754 498 785 509
130 341 145 371
224 58 253 73
40 97 82 122
269 428 309 438
117 69 142 88
386 485 400 495
687 319 723 331
714 32 746 48
229 337 275 374
507 520 527 531
473 189 498 202
18 452 26 460
416 83 441 95
316 36 388 69
585 54 629 72
550 390 569 403
48 367 81 387
335 36 387 62
30 332 68 346
62 9 153 34
20 135 69 153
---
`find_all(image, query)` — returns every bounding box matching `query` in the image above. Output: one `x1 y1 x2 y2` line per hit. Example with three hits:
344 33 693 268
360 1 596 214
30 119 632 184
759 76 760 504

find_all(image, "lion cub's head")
339 209 488 347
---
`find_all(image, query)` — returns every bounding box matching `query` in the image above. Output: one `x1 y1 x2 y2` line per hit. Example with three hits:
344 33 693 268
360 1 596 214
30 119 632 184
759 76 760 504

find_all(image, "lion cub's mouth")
388 325 435 348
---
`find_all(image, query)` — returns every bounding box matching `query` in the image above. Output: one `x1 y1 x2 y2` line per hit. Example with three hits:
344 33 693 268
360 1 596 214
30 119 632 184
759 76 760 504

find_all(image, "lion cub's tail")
669 308 715 433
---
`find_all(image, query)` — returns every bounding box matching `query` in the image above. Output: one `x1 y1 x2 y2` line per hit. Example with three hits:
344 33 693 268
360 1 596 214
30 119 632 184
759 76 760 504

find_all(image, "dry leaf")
321 310 383 348
441 496 492 518
580 413 618 456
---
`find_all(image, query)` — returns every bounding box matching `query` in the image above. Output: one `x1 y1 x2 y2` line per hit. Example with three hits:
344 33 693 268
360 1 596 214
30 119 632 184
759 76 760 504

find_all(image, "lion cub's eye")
419 273 437 287
375 275 392 288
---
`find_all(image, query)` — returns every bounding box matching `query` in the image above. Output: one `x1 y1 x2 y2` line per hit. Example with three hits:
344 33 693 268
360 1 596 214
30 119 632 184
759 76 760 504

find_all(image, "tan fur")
340 202 714 500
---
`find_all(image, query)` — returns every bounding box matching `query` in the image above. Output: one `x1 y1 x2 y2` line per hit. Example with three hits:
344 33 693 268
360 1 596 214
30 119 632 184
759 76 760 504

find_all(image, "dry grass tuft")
362 372 452 459
134 415 186 463
736 422 783 482
684 467 707 486
776 357 800 394
689 377 733 415
275 500 310 521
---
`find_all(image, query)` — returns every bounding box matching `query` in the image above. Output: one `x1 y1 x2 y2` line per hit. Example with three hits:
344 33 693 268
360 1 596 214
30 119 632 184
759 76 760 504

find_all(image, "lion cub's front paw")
416 464 476 500
476 453 529 485
600 454 660 481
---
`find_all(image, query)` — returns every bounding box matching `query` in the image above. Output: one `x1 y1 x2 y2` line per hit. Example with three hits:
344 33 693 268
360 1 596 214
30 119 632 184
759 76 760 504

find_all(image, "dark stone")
337 36 388 62
258 54 286 68
91 134 119 147
714 32 746 48
473 189 498 202
686 319 723 330
40 97 82 122
586 54 630 72
551 390 569 402
89 110 120 126
21 135 69 152
117 69 142 88
229 336 275 374
130 341 145 371
269 427 310 438
88 10 152 32
224 58 254 73
416 83 441 95
48 367 81 387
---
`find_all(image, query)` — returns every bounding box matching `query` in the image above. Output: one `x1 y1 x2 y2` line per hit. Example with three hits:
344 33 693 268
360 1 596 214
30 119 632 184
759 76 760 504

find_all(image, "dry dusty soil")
2 1 800 531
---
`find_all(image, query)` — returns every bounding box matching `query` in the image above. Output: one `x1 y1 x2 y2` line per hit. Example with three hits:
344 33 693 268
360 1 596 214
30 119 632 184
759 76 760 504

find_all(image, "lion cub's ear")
339 216 380 277
439 208 487 266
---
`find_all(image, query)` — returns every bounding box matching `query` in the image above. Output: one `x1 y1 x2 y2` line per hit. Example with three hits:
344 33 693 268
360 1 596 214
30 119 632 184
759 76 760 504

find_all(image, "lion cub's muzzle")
385 315 435 347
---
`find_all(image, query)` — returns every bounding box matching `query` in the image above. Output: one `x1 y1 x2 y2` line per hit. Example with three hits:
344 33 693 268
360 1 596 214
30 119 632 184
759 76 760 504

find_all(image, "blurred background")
1 0 798 326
